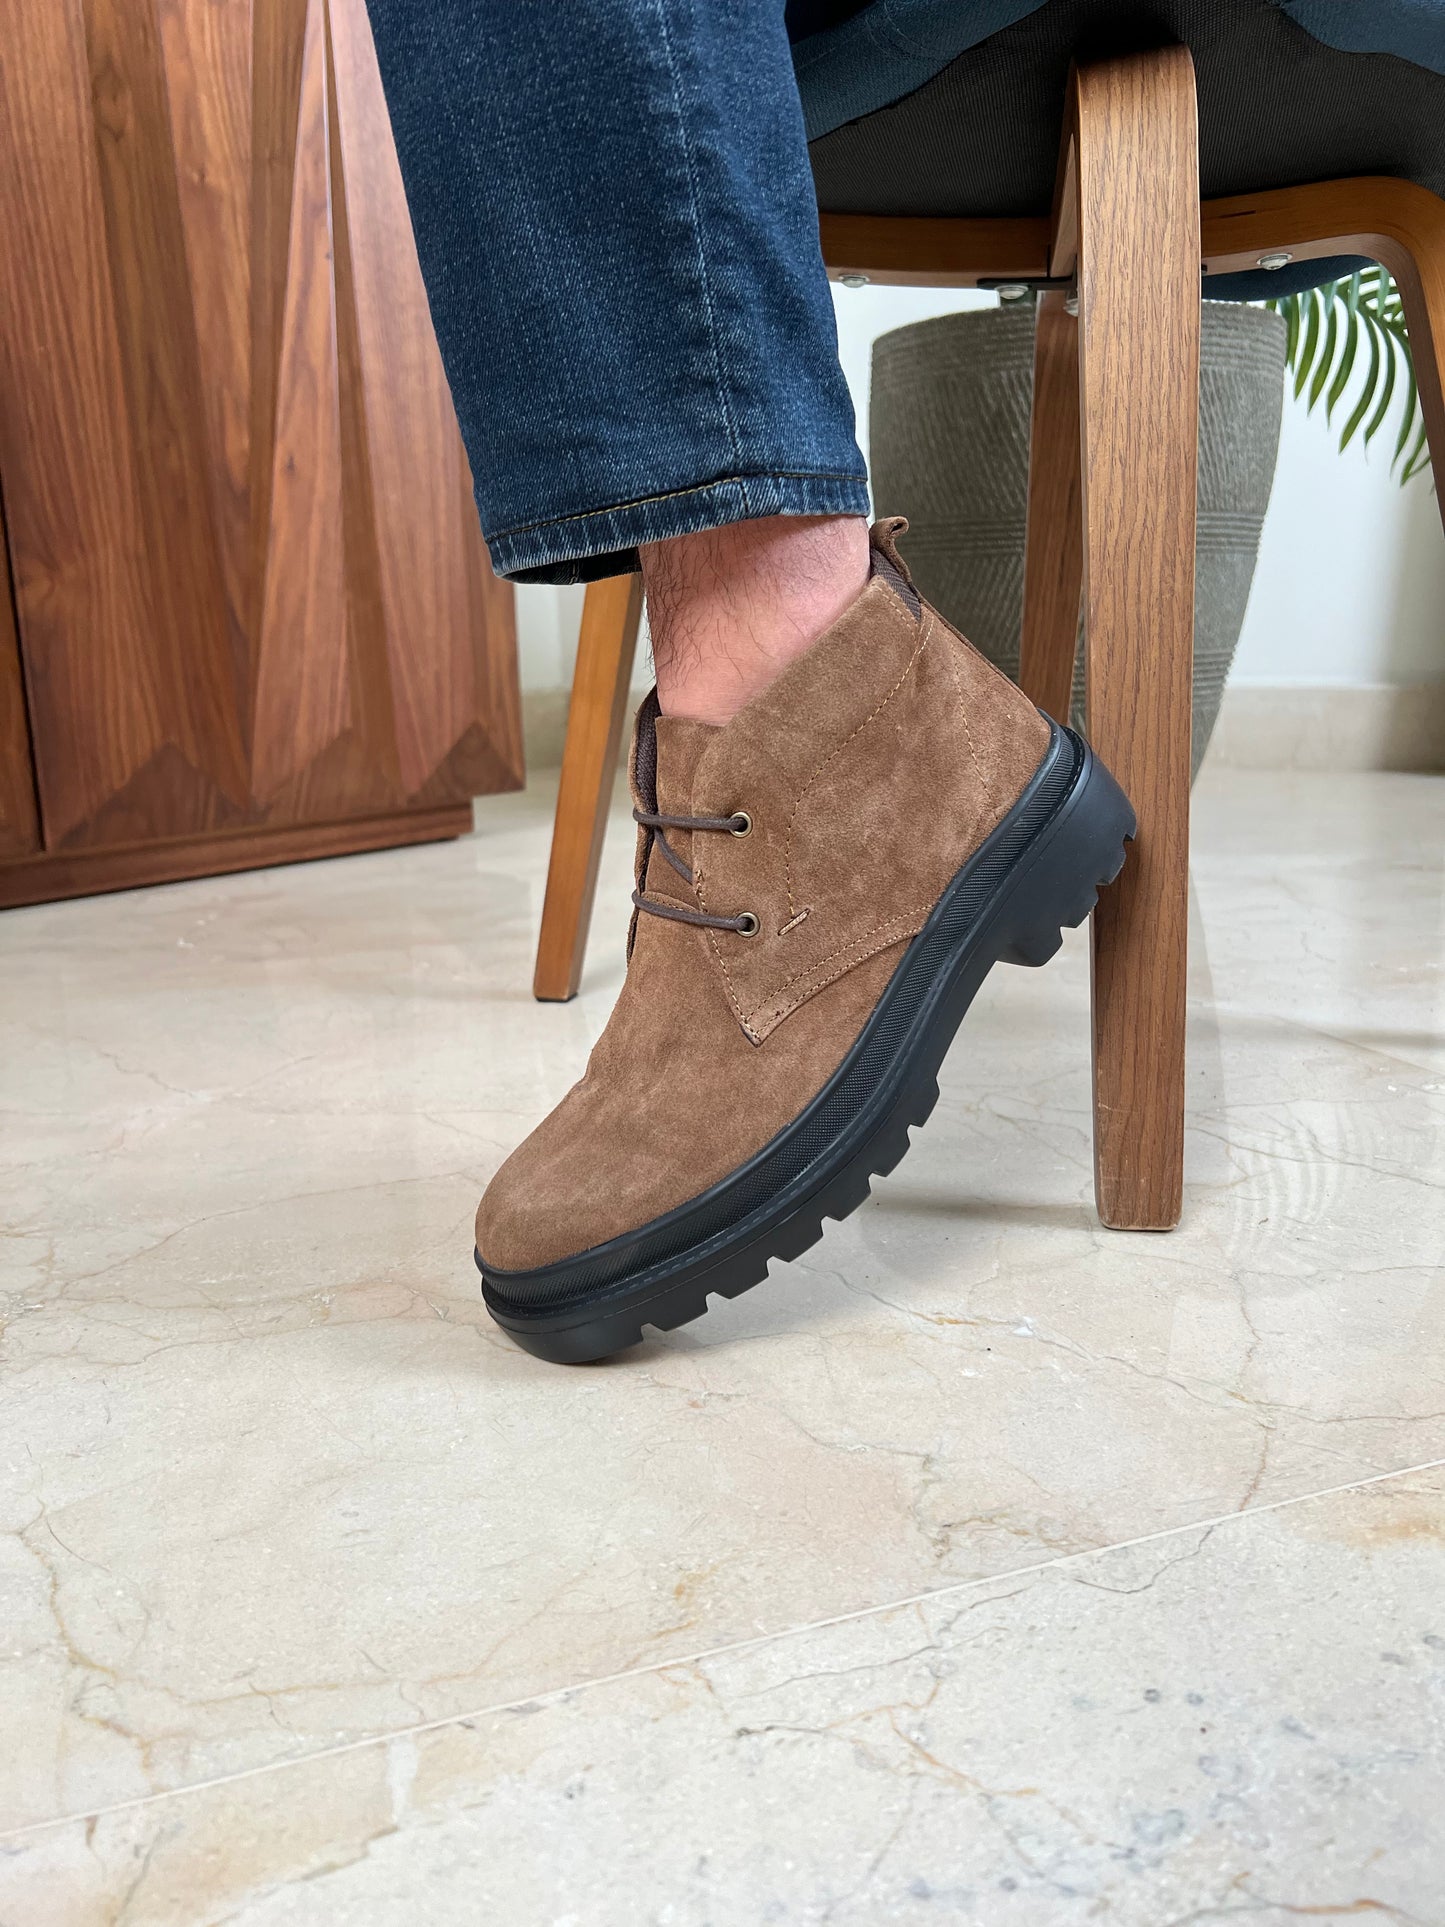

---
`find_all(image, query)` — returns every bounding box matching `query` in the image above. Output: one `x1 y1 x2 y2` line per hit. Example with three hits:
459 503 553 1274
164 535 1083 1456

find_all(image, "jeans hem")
487 471 872 585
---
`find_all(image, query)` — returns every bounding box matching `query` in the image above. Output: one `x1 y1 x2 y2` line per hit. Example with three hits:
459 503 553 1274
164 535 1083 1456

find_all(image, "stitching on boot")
940 618 1003 831
701 608 931 1039
766 902 933 1000
932 603 1051 839
780 618 931 919
755 917 925 1033
694 879 760 1041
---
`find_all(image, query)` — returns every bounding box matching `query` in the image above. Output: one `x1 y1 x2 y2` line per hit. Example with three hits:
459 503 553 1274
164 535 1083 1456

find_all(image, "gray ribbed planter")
869 301 1286 779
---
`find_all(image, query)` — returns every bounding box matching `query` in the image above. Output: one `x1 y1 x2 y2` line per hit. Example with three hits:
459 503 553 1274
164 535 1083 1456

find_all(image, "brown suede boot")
476 519 1134 1362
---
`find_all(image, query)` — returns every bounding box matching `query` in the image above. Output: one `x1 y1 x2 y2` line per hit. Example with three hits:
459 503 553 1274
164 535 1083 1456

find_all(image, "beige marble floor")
1 766 1442 1923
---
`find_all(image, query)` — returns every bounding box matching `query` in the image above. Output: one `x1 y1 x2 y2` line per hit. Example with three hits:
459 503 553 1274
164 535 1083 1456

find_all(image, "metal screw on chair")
1064 292 1080 315
839 273 870 288
997 283 1031 301
1257 252 1294 270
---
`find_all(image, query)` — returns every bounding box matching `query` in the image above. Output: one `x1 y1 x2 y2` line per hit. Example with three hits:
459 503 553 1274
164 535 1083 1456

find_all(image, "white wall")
514 282 1445 695
1231 362 1445 687
514 581 587 693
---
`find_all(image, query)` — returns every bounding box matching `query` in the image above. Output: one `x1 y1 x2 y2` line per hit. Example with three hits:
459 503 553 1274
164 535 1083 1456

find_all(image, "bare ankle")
640 515 870 725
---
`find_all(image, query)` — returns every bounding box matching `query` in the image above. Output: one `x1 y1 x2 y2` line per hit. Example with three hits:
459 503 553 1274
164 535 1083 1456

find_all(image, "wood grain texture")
250 0 308 666
1395 222 1445 549
813 166 1445 1233
825 172 1445 363
83 0 249 819
0 0 520 903
1198 176 1445 545
251 0 351 806
0 496 40 859
328 0 521 805
1018 290 1082 724
534 576 643 1002
820 213 1052 288
0 805 472 911
0 0 176 848
1074 48 1199 1231
156 0 254 678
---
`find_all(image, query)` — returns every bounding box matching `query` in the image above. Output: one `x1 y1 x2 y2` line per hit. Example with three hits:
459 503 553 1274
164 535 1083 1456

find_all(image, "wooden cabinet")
0 0 522 909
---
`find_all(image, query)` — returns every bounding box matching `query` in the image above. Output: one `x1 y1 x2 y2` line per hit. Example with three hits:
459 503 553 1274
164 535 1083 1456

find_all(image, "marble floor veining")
2 766 1443 1923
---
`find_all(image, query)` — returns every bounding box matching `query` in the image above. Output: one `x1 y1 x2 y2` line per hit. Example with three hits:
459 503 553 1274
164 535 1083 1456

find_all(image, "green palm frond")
1265 267 1432 484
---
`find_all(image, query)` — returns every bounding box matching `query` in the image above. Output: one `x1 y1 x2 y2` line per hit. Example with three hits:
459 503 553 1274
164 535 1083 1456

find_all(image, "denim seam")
651 0 745 490
491 469 869 543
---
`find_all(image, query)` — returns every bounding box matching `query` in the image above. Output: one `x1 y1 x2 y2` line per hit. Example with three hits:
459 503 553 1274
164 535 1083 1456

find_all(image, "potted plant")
1270 267 1430 481
869 272 1429 778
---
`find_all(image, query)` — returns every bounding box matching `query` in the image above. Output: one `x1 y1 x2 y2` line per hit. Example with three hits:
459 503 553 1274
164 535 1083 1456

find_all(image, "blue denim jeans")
365 1 868 584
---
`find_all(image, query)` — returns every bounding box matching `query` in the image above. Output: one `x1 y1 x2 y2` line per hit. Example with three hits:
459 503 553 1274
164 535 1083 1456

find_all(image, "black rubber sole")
478 724 1134 1364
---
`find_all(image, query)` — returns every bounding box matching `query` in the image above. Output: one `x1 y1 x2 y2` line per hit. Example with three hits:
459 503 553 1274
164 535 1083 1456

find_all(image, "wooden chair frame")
530 44 1445 1232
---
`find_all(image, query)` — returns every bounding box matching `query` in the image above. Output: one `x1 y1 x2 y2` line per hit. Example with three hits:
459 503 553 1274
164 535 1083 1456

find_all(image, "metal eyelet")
734 912 760 938
729 811 753 838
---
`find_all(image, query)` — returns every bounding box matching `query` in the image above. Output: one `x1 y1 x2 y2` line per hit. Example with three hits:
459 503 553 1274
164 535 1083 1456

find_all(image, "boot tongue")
868 516 921 617
654 715 716 816
643 712 719 904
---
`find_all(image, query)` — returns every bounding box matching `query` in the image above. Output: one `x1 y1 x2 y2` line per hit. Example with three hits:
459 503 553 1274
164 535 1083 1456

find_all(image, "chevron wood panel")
0 492 40 861
327 0 522 805
155 0 254 677
251 0 352 807
0 0 190 850
0 0 520 898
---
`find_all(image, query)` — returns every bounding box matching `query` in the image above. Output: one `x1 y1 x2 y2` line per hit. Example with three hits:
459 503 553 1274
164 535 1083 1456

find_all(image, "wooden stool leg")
1073 48 1200 1229
1388 204 1445 542
532 574 642 1001
1019 289 1083 722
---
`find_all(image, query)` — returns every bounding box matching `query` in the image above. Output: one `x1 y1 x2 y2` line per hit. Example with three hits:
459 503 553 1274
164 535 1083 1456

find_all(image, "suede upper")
476 520 1051 1274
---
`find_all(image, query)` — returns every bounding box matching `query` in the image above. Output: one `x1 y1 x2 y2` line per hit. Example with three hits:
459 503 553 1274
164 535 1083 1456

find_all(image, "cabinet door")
0 0 521 856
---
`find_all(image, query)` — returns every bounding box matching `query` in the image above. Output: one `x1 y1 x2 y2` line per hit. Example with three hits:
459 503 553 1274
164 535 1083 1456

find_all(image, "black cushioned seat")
789 0 1445 298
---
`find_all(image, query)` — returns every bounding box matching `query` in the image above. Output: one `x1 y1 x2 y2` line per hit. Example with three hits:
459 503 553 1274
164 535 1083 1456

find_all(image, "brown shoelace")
631 806 758 935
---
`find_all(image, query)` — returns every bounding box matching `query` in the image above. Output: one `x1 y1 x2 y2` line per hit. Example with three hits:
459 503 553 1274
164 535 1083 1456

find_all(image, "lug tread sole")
605 840 1123 1344
481 729 1133 1364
